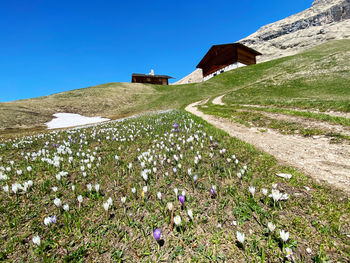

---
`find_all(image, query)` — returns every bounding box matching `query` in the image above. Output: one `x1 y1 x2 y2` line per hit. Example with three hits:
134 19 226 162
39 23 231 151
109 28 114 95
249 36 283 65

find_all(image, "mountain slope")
240 0 350 62
1 40 349 135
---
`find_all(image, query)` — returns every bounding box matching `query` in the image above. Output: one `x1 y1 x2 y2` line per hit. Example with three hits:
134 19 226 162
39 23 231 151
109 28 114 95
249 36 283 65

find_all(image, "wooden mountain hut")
196 43 262 81
131 72 174 85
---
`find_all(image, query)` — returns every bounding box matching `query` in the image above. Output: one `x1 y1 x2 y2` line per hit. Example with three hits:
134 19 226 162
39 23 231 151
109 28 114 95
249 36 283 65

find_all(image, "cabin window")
220 70 224 73
213 73 217 77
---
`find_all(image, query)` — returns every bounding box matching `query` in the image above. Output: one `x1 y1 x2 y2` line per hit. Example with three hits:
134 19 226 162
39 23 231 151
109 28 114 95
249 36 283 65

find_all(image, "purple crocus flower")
210 188 216 196
153 229 161 242
50 215 57 224
173 123 178 129
178 195 185 205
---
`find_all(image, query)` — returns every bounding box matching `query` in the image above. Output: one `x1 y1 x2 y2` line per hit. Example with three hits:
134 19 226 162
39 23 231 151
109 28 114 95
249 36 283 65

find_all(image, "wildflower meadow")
0 111 349 262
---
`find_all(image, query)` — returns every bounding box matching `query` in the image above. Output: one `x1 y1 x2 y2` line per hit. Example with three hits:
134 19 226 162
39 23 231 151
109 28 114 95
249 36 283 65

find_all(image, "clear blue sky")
0 0 312 102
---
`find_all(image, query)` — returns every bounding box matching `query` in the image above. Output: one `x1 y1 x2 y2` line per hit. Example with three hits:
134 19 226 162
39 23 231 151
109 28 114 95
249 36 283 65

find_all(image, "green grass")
1 39 350 137
0 111 349 262
199 105 350 142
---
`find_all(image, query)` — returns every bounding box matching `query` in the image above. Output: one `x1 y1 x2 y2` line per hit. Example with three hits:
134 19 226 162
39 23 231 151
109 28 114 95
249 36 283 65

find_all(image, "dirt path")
186 100 350 195
212 95 225 105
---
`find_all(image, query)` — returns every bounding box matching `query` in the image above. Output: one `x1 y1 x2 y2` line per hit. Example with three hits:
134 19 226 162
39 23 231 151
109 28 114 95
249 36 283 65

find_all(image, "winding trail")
186 100 350 194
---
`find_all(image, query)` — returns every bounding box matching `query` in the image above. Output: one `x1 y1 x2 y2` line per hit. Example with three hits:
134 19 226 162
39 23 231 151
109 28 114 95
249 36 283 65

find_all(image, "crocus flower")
153 229 161 242
173 123 178 129
54 198 62 207
178 195 185 205
157 192 162 200
121 196 126 204
268 222 276 232
174 215 181 226
249 186 255 197
262 188 268 196
107 197 113 206
167 202 173 211
131 187 136 194
32 235 41 246
236 231 245 244
174 188 178 196
63 204 69 211
94 184 100 192
103 202 109 211
187 209 193 220
77 195 83 203
280 230 289 242
285 247 293 258
211 185 216 195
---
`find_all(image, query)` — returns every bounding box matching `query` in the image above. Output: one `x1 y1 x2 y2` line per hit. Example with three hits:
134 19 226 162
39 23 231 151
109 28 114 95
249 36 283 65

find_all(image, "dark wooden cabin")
196 43 262 79
131 73 174 85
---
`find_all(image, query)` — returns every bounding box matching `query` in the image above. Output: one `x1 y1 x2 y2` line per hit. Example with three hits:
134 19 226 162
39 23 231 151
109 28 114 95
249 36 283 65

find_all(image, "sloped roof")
132 73 174 79
196 43 262 68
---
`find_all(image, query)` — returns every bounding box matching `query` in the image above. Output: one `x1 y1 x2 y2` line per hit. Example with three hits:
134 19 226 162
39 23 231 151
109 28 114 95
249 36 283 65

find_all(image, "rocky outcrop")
172 68 203 85
240 0 350 62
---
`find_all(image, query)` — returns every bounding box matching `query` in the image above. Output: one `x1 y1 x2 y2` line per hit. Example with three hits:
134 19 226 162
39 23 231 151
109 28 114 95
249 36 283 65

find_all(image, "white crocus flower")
187 209 193 220
174 188 178 196
143 186 148 193
268 222 276 232
236 231 245 243
63 204 69 211
52 187 58 192
280 230 289 242
174 215 181 226
167 202 173 211
262 188 268 196
86 184 92 191
107 197 113 206
3 185 9 192
77 195 83 203
94 184 100 192
121 196 126 204
249 186 255 197
103 202 109 211
32 235 41 246
157 192 162 200
131 187 136 194
270 189 283 202
54 198 62 207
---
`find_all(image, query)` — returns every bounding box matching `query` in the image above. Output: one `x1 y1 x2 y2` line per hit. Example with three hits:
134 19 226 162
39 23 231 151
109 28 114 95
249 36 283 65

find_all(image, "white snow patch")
46 113 110 129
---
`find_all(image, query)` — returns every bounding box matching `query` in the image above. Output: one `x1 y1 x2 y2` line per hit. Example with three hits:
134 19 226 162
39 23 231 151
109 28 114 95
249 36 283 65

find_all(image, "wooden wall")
200 45 257 77
132 76 169 85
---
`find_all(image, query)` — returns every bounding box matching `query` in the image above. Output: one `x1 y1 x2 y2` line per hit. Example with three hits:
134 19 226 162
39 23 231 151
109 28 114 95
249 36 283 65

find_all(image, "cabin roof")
196 43 262 69
132 73 174 79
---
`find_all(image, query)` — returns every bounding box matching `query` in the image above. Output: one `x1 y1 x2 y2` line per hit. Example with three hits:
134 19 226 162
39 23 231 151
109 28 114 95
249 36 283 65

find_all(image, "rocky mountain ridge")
240 0 350 62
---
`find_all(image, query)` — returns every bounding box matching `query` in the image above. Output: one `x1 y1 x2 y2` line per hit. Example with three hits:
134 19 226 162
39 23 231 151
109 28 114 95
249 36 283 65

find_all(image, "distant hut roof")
196 43 262 69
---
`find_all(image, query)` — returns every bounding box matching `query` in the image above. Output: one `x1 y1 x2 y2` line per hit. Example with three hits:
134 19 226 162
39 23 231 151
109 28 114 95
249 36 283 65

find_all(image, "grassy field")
0 111 349 262
1 40 349 138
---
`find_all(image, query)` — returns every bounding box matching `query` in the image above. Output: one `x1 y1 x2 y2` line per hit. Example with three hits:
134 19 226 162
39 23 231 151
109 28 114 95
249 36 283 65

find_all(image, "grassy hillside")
0 111 349 261
1 39 349 136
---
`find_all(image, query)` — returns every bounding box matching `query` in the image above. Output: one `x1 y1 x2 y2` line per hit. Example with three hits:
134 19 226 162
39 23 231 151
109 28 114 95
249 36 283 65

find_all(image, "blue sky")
0 0 312 102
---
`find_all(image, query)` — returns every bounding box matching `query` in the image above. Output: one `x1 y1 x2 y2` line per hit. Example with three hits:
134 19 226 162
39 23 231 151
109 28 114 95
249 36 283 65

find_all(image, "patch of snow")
46 113 110 129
